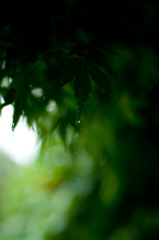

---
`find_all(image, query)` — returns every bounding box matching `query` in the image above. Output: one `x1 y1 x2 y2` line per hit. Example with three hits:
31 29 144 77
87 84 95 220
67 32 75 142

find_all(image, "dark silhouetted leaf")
54 56 78 88
0 87 16 113
87 61 112 96
11 72 27 130
74 57 91 117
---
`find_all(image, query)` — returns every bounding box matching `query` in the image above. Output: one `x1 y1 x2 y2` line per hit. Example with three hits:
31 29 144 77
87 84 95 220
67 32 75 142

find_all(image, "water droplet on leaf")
76 120 80 125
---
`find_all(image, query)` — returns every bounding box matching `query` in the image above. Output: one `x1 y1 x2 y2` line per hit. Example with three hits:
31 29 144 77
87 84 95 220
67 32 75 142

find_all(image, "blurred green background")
1 44 159 240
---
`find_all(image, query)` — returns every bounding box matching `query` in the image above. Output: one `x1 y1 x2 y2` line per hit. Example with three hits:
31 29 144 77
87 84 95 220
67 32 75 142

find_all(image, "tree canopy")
1 1 159 240
1 0 158 134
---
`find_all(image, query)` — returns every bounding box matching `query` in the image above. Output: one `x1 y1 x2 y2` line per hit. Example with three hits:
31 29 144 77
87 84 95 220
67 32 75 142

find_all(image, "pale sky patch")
0 105 41 165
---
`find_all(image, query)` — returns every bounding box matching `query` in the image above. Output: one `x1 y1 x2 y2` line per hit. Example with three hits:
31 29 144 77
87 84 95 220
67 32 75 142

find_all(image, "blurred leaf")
58 120 68 150
11 72 27 130
0 87 16 113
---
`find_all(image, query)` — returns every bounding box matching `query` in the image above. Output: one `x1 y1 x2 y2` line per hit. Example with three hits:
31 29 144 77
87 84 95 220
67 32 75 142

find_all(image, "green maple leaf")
73 57 91 117
11 72 27 130
87 61 113 95
54 56 78 88
0 87 16 112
